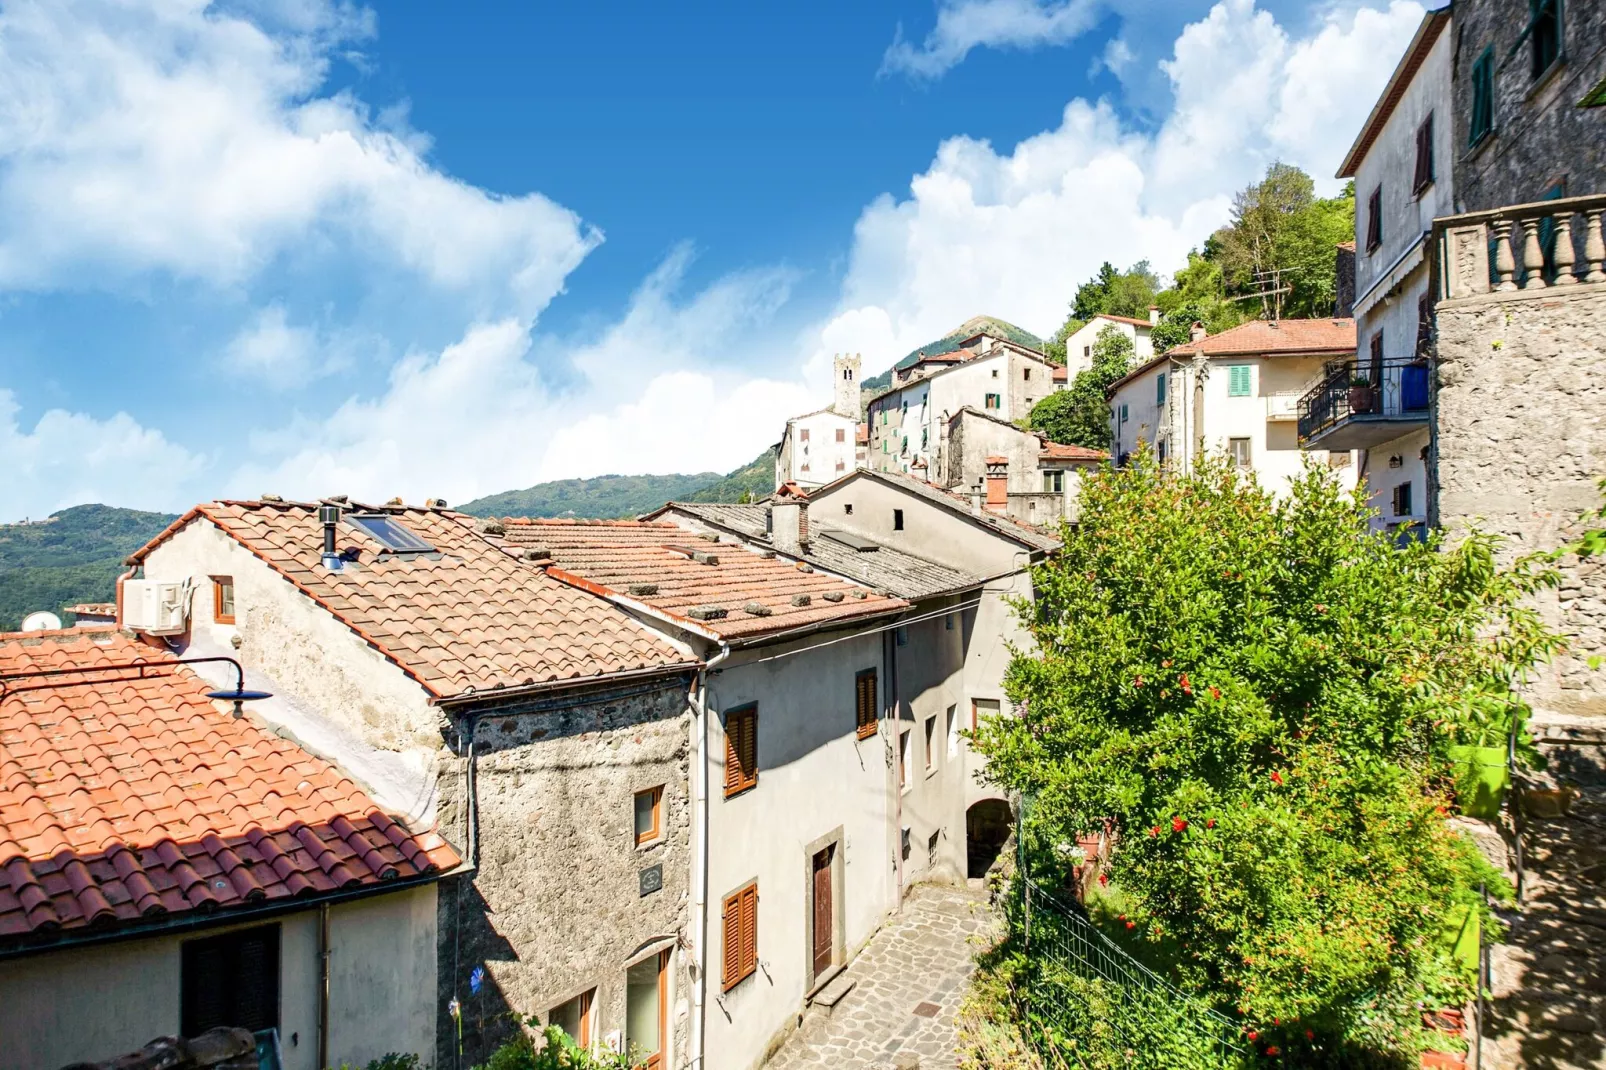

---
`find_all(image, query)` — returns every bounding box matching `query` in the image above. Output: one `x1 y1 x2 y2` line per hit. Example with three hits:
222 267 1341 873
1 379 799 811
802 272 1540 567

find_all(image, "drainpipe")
887 628 904 911
686 643 730 1069
318 901 331 1069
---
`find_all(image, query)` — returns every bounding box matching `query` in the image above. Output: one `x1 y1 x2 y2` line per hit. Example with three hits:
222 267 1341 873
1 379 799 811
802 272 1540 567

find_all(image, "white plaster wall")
1109 361 1172 462
703 634 893 1070
889 609 970 889
782 411 858 488
0 885 437 1070
1063 319 1154 376
867 379 932 476
1364 427 1432 532
139 521 441 755
809 478 1031 579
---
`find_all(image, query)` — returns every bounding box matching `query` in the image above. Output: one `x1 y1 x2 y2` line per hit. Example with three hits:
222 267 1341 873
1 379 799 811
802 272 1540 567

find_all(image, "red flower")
1266 1046 1281 1057
1161 659 1173 668
1180 672 1193 694
1149 825 1160 837
1098 873 1109 886
1125 920 1136 929
1246 1030 1258 1041
1172 816 1187 833
1134 675 1144 687
1270 771 1284 786
1209 686 1221 700
1305 1029 1315 1041
1206 818 1217 829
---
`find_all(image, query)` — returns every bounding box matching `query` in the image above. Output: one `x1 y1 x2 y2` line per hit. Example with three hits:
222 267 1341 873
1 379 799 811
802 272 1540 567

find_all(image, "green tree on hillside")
1213 164 1354 319
1028 325 1132 450
1044 261 1159 363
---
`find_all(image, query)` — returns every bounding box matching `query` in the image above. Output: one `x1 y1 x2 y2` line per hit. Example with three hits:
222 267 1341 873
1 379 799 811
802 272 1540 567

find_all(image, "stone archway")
966 798 1013 879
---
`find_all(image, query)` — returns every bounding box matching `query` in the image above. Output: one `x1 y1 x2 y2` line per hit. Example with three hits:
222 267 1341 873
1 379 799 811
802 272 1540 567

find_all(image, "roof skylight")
346 513 435 554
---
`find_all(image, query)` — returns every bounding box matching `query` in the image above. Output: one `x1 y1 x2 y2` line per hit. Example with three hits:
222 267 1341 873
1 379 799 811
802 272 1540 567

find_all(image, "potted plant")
1347 375 1377 414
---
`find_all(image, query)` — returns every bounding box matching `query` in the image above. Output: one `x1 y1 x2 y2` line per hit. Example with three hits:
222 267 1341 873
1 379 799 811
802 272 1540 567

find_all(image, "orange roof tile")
496 519 909 641
1040 441 1107 463
130 502 693 700
1159 318 1355 359
1052 366 1068 382
0 631 458 942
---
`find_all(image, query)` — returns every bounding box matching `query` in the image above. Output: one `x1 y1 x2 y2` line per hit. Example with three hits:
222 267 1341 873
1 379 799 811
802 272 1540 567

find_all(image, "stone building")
776 354 864 489
938 406 1104 525
1447 0 1605 213
0 629 456 1070
123 500 699 1069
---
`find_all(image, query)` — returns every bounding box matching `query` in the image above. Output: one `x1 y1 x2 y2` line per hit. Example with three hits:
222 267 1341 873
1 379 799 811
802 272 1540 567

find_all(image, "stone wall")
1432 284 1606 718
435 678 695 1068
1449 0 1606 212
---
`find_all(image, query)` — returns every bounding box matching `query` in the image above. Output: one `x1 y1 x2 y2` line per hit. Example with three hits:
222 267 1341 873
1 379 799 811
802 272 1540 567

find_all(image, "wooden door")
812 846 834 979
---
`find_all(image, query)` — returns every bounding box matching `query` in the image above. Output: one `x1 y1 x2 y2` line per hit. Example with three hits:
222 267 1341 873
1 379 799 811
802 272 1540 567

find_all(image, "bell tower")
833 353 862 420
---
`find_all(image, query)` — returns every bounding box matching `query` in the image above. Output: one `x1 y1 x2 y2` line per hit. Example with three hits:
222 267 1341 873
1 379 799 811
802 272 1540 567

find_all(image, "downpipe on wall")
687 643 730 1070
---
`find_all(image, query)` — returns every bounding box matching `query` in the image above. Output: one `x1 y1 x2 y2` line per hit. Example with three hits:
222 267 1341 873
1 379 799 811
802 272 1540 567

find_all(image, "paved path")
765 883 1002 1070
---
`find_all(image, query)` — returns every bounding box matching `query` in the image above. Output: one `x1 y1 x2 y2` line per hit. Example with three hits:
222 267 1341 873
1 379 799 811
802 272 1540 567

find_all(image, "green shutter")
1228 365 1251 397
1157 374 1167 404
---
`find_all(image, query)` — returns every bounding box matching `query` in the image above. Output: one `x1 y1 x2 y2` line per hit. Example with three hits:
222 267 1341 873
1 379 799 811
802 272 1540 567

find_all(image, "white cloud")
825 0 1423 369
0 391 207 519
0 0 596 317
225 304 322 387
882 0 1103 80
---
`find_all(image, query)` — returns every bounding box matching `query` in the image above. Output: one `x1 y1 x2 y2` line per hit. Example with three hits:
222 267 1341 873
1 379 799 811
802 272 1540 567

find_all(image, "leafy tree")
975 452 1561 1063
1213 164 1354 319
1028 325 1132 449
1073 261 1160 321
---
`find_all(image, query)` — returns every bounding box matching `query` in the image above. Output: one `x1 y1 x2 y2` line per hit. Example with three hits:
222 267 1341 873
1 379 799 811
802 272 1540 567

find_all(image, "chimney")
771 482 809 556
319 503 343 572
984 456 1009 513
1190 321 1207 343
1148 305 1160 326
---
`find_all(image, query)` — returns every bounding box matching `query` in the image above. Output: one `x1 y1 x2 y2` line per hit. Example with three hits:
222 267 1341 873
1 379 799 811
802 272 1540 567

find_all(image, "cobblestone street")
764 883 1002 1070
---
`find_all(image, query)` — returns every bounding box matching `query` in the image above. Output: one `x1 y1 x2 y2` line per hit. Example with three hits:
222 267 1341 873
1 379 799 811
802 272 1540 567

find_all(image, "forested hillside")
0 505 177 630
459 447 778 518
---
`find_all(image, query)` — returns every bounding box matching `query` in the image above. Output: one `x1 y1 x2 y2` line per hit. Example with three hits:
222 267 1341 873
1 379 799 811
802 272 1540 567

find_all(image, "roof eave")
1335 7 1451 179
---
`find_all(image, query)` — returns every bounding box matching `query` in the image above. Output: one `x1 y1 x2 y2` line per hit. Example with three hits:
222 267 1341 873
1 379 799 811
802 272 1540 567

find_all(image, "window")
855 669 878 740
1413 113 1435 195
843 503 853 515
1229 437 1252 468
212 577 235 625
984 393 1002 409
928 830 940 868
835 427 845 443
1156 373 1167 405
1393 481 1414 517
346 514 434 554
634 786 663 846
924 716 937 773
1119 403 1129 423
899 730 913 791
946 703 960 759
991 369 999 378
971 697 1000 730
1227 365 1252 397
843 366 854 381
1042 470 1063 493
1365 186 1383 252
181 924 280 1037
893 508 904 531
800 428 810 442
895 626 908 647
1530 0 1561 80
628 950 669 1069
835 460 845 472
1417 294 1433 355
723 706 758 797
945 613 955 630
721 884 758 991
800 462 811 474
1469 47 1494 147
1023 368 1031 381
1083 345 1091 359
550 989 595 1050
1158 440 1169 465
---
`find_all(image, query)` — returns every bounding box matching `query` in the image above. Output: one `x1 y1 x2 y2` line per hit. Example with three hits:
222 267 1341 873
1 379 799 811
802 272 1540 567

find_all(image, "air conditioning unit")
122 579 190 635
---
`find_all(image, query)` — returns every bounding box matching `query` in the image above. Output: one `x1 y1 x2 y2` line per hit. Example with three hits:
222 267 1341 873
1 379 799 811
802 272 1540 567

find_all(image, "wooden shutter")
1366 187 1383 250
1413 114 1434 193
1228 365 1251 397
855 670 878 740
724 706 758 797
721 882 758 990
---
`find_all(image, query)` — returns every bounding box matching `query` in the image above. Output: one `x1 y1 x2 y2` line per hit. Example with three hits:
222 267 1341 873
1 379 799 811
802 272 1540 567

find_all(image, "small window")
924 716 937 772
971 697 1000 731
1119 403 1129 423
984 393 1002 409
1413 113 1435 195
1023 368 1031 381
855 669 878 740
895 625 908 647
893 508 904 531
1470 47 1494 147
843 503 853 515
212 577 236 625
1227 365 1252 397
1083 345 1091 359
899 730 913 792
721 884 758 991
1393 481 1414 517
550 989 595 1049
1042 470 1064 493
946 703 960 758
800 462 811 473
1158 440 1169 465
844 367 854 381
634 786 663 846
1229 437 1252 468
1530 0 1561 80
346 513 434 554
628 949 669 1061
724 706 758 797
1157 373 1167 405
181 924 280 1036
991 369 999 379
800 428 810 442
1365 186 1382 252
835 428 845 443
835 460 845 472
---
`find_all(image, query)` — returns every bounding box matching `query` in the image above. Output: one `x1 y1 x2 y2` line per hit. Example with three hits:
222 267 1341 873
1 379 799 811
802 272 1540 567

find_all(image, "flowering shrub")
974 450 1554 1063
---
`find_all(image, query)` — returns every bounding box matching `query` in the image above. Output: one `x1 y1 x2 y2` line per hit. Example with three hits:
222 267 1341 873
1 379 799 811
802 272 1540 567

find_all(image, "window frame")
1469 47 1495 148
924 715 937 774
971 696 1001 731
1227 365 1252 397
854 669 878 740
549 988 596 1050
723 705 758 798
1228 437 1252 468
634 785 664 847
212 576 236 625
1528 0 1562 82
344 513 435 554
1156 372 1167 405
721 882 759 991
893 508 904 531
1365 185 1383 252
984 392 1002 410
1393 481 1414 517
1413 112 1435 195
1042 470 1064 493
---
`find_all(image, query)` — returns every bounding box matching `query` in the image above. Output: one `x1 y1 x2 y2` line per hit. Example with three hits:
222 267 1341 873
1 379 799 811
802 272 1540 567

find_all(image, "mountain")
859 315 1046 395
458 447 779 519
0 504 179 630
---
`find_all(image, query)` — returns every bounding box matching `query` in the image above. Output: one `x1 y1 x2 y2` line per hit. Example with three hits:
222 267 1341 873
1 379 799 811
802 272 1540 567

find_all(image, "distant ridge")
0 504 178 630
458 447 778 519
860 314 1044 394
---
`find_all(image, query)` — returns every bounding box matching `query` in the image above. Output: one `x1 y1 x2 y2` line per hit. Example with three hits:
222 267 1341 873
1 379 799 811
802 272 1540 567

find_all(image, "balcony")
1265 391 1301 421
1435 193 1605 300
1298 357 1429 450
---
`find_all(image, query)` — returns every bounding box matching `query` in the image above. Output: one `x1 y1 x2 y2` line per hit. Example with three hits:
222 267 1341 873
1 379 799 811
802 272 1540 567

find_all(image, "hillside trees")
1028 325 1132 450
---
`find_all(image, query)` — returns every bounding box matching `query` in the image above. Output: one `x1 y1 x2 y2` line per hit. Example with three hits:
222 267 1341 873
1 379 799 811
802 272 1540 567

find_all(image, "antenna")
1231 268 1292 321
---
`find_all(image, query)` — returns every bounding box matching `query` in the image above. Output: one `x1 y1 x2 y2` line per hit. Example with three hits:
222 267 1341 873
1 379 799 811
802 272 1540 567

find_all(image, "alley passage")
765 884 1001 1070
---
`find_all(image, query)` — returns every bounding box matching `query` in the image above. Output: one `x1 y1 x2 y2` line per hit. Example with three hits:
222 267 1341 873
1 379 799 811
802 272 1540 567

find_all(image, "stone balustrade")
1436 193 1606 300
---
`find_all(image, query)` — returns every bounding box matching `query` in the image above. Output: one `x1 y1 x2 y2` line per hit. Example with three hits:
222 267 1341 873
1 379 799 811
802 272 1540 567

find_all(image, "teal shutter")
1228 365 1251 397
1157 374 1167 404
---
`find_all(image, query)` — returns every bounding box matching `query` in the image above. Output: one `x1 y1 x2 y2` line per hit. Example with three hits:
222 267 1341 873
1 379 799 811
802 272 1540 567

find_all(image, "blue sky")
0 0 1427 520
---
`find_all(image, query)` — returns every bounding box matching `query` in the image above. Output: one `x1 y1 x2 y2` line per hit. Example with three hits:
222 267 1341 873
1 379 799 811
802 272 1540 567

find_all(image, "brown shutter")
855 670 877 739
724 707 758 797
1413 114 1434 193
721 891 742 990
740 883 758 980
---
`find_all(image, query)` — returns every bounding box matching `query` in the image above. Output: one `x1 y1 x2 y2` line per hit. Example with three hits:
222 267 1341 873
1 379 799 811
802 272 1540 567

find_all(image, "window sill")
723 784 757 801
1525 54 1568 103
635 836 664 852
1461 131 1495 168
925 766 938 780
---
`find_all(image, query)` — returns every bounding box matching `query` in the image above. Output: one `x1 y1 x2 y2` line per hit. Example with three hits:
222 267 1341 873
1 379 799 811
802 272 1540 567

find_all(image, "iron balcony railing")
1297 356 1430 443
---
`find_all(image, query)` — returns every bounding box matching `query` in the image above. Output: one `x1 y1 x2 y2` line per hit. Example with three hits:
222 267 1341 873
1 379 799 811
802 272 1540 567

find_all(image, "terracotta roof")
0 631 458 943
984 455 1009 466
1336 8 1451 179
130 501 692 700
1052 366 1068 382
856 423 870 445
1338 240 1357 252
1108 318 1357 394
65 604 116 617
1040 441 1107 463
496 519 908 641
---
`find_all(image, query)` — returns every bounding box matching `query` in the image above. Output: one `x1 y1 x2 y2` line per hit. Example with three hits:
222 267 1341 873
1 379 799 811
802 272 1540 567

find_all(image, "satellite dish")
20 611 63 632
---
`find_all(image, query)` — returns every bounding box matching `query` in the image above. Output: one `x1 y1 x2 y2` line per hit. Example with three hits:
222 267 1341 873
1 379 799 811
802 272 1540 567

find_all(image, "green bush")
473 1024 634 1070
974 449 1550 1062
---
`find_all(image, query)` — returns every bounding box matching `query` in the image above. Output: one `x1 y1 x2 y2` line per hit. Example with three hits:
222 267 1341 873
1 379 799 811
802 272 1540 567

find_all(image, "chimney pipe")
319 503 343 572
1190 321 1207 343
772 499 807 556
984 456 1009 513
1148 305 1160 326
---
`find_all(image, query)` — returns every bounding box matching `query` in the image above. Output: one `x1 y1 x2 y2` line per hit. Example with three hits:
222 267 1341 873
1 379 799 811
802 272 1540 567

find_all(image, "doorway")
811 844 834 979
626 949 668 1070
966 799 1013 879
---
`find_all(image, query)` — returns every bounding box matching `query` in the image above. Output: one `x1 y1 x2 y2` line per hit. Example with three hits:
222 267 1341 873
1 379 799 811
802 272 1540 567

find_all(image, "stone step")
810 972 857 1012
